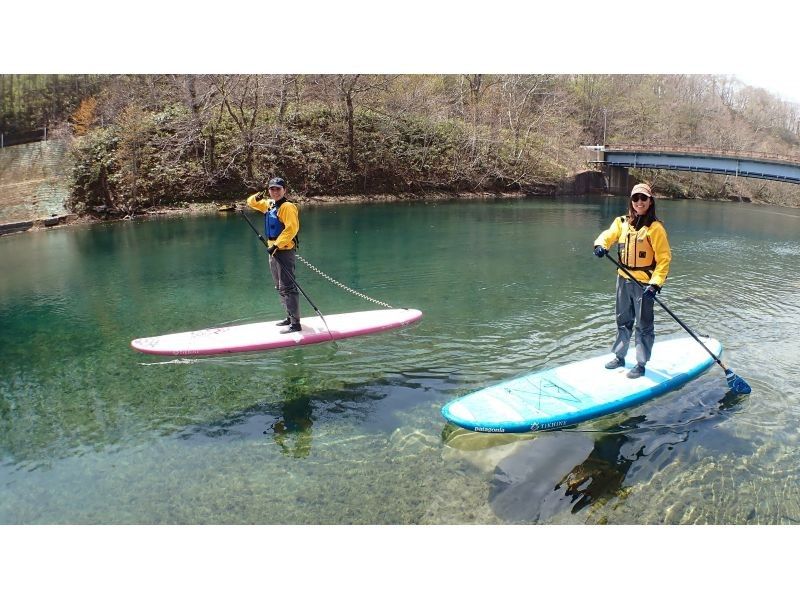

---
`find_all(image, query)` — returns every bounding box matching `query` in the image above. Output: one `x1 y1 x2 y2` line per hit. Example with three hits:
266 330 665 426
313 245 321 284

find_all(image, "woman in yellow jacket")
593 183 671 379
245 177 302 333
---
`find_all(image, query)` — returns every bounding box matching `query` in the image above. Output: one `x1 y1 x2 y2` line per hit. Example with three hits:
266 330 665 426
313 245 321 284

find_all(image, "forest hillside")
2 74 800 215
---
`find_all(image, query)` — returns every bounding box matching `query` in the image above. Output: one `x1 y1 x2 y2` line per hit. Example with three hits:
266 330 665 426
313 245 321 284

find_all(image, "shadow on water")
269 396 314 459
479 385 753 523
0 336 417 470
176 389 317 459
172 368 411 460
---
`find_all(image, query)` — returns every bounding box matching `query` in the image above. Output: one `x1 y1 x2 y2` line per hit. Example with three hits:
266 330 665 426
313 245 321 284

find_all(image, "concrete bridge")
586 144 800 195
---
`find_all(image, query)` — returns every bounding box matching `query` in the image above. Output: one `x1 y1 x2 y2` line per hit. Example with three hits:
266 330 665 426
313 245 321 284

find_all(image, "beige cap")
630 183 653 198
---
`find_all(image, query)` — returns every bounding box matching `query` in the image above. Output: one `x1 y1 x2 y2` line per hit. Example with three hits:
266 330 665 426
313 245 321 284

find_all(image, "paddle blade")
725 370 752 394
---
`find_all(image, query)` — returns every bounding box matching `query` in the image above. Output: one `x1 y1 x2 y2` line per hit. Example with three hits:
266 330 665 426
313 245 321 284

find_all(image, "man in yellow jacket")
246 177 302 333
593 182 671 379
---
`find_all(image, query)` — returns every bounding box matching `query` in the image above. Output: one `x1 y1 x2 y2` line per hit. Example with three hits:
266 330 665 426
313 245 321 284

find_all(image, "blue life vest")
265 205 284 240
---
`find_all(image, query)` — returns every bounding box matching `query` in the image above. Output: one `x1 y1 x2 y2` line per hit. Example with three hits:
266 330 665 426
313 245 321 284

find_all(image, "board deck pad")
131 308 422 356
442 336 722 433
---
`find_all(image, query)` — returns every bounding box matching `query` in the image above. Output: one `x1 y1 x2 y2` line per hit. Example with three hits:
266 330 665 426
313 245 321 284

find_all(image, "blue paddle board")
442 336 722 433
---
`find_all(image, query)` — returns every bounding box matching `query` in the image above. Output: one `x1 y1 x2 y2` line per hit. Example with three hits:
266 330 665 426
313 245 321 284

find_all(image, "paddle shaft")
239 209 334 338
603 253 730 371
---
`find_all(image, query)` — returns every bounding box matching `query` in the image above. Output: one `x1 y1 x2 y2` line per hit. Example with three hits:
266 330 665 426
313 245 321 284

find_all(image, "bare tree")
210 74 265 183
337 74 392 170
461 74 499 159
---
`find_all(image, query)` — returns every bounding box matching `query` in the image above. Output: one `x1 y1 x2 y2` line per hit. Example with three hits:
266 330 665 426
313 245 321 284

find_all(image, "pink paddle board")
131 308 423 356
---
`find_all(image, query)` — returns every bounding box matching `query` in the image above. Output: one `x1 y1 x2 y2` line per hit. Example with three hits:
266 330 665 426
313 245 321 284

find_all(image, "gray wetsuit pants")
269 248 300 325
611 275 655 366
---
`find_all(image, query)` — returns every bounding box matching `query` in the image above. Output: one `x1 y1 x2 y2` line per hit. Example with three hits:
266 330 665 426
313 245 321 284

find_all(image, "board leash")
296 254 394 309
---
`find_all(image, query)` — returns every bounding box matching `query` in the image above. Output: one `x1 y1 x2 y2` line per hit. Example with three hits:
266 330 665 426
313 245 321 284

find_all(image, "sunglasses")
631 195 650 203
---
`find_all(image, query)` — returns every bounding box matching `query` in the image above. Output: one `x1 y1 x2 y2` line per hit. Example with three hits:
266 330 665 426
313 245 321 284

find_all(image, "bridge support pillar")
605 165 632 196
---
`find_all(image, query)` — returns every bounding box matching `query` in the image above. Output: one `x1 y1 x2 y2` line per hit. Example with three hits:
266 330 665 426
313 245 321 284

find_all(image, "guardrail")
604 144 800 166
0 127 48 148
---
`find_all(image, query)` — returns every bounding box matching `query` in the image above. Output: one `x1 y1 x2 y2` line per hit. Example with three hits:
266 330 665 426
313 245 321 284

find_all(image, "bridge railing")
604 144 800 166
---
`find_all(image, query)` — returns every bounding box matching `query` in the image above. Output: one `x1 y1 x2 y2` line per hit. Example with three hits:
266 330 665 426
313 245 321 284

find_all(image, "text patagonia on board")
474 426 504 433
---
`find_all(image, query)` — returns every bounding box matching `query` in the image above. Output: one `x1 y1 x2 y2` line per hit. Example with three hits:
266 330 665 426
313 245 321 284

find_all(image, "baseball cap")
268 177 287 189
630 183 653 198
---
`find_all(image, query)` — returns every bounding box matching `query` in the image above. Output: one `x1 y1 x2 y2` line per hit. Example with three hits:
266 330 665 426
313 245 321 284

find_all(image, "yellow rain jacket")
246 193 300 250
594 216 671 287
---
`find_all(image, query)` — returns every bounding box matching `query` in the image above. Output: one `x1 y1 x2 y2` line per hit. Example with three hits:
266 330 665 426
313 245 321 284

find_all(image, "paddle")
603 253 751 394
238 208 335 341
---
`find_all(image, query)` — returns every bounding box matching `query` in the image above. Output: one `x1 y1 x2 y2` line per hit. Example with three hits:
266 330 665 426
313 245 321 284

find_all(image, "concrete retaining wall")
0 139 72 225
